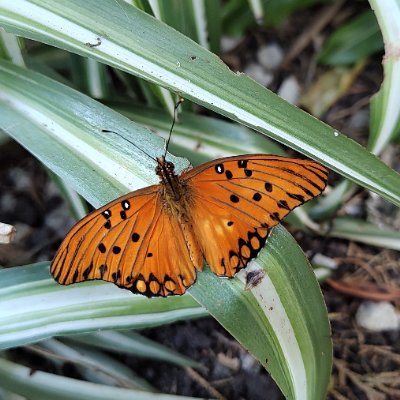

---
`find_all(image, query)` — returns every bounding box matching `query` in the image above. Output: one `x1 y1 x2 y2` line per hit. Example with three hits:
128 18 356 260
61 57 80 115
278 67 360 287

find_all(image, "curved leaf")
0 262 207 349
0 1 399 205
368 0 400 154
0 61 331 398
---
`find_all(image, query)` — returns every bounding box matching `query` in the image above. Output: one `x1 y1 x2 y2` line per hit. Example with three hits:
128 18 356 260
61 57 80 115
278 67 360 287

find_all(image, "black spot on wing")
215 163 224 174
288 193 305 203
277 200 290 210
112 246 121 254
83 263 93 279
99 264 107 278
265 182 273 192
122 200 130 210
230 194 239 203
220 258 226 274
252 192 262 201
112 270 121 282
271 212 280 221
225 170 233 179
238 159 248 168
102 209 111 219
72 269 79 283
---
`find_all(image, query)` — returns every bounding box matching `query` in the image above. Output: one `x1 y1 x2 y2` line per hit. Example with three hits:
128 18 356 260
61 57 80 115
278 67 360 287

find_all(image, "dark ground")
1 2 400 399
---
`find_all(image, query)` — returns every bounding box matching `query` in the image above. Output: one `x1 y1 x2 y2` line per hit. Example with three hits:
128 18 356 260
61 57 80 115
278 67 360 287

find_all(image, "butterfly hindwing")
183 155 328 277
50 186 200 297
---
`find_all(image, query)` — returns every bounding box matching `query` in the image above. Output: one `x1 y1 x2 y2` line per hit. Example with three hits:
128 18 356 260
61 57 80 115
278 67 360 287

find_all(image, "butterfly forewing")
182 155 328 277
50 186 199 296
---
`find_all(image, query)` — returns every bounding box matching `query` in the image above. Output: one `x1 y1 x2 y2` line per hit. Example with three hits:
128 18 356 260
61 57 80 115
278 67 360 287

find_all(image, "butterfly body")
156 156 192 221
51 154 328 297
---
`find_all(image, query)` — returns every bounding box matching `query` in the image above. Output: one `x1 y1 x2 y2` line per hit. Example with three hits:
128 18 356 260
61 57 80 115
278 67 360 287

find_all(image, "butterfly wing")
182 154 328 277
51 186 199 297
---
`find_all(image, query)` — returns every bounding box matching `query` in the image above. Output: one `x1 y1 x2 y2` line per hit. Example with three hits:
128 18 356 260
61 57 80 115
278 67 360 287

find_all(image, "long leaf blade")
0 1 399 205
0 61 331 398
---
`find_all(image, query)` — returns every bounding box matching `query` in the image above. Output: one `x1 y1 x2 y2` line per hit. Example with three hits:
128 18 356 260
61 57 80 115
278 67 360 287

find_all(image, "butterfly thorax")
156 157 192 221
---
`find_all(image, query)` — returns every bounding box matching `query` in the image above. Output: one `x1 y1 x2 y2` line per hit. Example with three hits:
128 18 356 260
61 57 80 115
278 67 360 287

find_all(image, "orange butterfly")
51 154 328 297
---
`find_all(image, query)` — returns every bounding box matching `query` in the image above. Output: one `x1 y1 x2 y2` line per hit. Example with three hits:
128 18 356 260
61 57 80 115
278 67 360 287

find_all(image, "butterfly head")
155 156 176 179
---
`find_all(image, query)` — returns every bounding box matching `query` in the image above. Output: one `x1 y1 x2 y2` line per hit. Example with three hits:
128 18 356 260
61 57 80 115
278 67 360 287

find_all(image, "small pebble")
217 352 240 371
344 202 363 217
348 109 369 130
46 180 61 198
221 36 241 52
240 353 260 372
0 222 16 244
278 76 300 104
244 63 273 87
45 207 74 233
257 43 283 70
356 301 400 332
312 253 338 269
9 168 31 191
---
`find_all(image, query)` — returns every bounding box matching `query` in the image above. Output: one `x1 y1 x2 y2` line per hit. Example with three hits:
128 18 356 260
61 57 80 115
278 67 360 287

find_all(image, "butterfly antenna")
164 98 184 158
101 129 157 162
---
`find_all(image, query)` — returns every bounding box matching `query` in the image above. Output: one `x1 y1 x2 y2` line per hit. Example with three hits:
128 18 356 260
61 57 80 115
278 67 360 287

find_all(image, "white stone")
278 76 300 104
0 222 16 244
243 63 273 87
312 253 338 269
240 353 260 372
348 109 369 130
356 301 400 332
344 202 363 216
257 43 283 70
45 207 74 232
9 168 31 191
221 36 241 52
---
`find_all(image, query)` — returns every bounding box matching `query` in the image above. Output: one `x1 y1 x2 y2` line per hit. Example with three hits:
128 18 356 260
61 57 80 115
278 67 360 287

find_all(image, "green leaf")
318 10 383 66
108 100 286 162
68 330 199 368
262 0 329 27
1 1 400 205
204 0 221 54
368 0 400 154
221 0 255 36
0 61 332 398
191 225 332 400
328 217 400 250
0 262 207 350
48 171 89 221
36 338 155 392
0 357 200 400
0 27 25 65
